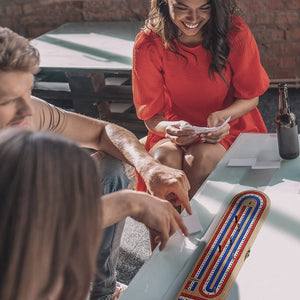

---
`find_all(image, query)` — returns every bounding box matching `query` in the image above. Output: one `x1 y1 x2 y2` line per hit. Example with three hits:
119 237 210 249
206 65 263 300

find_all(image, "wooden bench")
32 72 147 137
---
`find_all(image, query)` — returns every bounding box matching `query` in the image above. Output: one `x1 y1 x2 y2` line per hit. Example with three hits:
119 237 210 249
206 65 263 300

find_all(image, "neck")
178 32 203 47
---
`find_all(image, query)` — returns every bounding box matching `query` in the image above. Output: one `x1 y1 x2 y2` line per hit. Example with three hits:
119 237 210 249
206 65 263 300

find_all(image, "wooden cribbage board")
176 190 270 300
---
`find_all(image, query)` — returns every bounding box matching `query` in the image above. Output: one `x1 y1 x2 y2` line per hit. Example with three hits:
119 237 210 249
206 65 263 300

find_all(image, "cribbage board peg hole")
244 249 251 260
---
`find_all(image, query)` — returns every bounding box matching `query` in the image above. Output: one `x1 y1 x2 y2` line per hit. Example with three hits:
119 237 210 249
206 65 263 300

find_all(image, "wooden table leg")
66 71 109 118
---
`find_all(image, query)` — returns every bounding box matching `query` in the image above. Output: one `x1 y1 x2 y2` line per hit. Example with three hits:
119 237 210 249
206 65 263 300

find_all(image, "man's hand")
140 162 192 215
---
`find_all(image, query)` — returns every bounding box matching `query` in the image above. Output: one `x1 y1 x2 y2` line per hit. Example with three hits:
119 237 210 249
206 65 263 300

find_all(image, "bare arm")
203 97 259 144
145 113 197 147
145 113 173 137
145 98 259 137
144 97 259 146
100 189 189 250
30 96 145 160
209 97 259 125
29 97 191 213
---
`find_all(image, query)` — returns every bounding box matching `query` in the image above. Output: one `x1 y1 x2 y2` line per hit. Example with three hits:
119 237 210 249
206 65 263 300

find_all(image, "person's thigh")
98 153 130 194
90 154 129 300
183 143 226 197
150 139 183 170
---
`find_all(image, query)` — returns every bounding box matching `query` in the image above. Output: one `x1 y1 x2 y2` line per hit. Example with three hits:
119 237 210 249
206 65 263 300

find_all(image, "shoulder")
30 96 50 119
30 96 67 131
134 28 164 52
228 15 253 47
231 15 248 30
31 96 58 115
26 96 47 130
31 96 48 108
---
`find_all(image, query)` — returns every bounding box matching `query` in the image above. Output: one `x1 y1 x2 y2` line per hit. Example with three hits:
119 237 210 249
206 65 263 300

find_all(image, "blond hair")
0 128 102 300
0 27 40 73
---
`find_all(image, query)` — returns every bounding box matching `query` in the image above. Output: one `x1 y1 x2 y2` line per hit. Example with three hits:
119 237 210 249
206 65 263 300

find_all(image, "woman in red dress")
133 0 269 247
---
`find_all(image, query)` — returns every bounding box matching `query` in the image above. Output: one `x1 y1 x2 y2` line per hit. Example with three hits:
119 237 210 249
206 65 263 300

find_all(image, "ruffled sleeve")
132 31 167 120
228 16 269 99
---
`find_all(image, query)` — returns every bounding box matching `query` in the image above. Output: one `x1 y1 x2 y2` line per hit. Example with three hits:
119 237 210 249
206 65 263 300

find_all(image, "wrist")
136 157 158 180
124 190 145 220
100 190 129 227
109 189 136 215
146 119 171 137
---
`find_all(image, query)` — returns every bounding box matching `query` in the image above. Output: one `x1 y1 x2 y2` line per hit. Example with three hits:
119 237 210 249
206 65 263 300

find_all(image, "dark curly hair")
146 0 238 82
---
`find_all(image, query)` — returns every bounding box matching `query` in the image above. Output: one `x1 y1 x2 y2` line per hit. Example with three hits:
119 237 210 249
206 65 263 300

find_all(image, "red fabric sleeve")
132 31 167 120
228 16 270 99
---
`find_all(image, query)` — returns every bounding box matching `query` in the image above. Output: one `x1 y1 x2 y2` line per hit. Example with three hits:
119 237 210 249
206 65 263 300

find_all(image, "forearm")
33 97 160 173
145 114 179 137
98 122 161 175
100 190 137 228
222 97 259 121
99 121 191 214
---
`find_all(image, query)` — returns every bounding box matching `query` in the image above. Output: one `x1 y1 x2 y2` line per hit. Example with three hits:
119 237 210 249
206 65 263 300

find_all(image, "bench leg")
66 71 105 118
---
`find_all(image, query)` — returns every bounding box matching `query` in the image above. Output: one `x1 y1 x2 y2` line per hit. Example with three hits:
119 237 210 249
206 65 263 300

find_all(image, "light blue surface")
121 133 300 300
31 21 144 72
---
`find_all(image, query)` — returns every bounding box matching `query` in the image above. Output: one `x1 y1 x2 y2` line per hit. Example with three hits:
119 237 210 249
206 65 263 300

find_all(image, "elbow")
144 119 153 132
252 97 259 109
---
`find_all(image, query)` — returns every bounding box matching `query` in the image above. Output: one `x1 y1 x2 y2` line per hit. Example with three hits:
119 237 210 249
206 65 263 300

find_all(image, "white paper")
182 214 203 234
252 160 281 169
227 158 281 169
228 158 257 167
181 116 231 134
265 179 300 194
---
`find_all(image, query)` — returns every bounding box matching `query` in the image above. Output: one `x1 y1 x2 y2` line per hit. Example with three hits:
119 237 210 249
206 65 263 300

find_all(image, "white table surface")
121 133 300 300
30 21 144 72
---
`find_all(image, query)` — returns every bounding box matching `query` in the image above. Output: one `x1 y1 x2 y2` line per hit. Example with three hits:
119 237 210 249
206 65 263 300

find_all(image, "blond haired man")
0 27 191 299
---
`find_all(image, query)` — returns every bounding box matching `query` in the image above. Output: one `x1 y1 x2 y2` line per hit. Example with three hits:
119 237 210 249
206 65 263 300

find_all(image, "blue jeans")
90 154 130 300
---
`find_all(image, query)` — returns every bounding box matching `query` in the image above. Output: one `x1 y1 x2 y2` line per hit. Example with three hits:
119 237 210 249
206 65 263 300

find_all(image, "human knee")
185 145 224 177
185 149 207 169
152 146 182 169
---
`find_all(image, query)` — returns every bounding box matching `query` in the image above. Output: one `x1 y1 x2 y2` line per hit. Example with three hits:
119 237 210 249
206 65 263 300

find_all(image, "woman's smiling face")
167 0 211 45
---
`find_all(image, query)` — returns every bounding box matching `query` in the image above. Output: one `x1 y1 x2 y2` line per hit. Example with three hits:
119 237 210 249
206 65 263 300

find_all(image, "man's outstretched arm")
30 97 191 214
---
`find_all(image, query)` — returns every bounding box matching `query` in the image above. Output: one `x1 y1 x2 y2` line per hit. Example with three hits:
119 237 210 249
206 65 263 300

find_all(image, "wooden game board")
176 190 270 300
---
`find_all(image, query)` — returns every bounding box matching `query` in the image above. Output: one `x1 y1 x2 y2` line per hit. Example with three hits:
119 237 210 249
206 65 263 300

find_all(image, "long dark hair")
0 129 102 300
146 0 238 80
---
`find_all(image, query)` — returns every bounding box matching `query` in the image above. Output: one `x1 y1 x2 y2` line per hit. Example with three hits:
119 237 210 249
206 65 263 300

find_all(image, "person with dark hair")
0 26 190 300
0 128 187 300
133 0 269 205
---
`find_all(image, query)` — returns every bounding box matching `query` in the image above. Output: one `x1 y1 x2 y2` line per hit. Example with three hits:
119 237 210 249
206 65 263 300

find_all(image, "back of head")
0 27 40 73
0 128 102 300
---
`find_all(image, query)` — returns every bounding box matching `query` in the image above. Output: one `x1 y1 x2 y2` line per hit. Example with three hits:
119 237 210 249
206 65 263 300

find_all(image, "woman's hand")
130 191 190 250
200 111 230 144
100 190 190 251
145 114 196 146
165 120 197 146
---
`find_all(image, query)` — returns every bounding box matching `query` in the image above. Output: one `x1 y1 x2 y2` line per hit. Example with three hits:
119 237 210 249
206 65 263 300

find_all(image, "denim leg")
90 154 130 300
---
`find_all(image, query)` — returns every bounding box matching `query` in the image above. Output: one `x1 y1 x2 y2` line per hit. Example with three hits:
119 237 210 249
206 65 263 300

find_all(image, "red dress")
133 15 269 191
